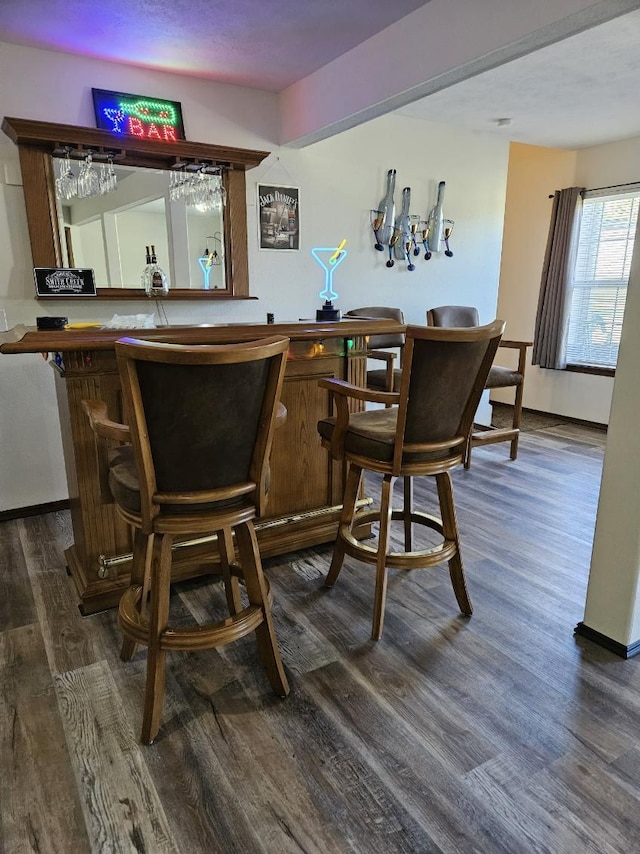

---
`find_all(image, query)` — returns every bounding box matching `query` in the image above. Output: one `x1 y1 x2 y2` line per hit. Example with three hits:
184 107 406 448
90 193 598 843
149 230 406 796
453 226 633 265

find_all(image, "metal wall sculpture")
422 180 454 260
371 173 455 271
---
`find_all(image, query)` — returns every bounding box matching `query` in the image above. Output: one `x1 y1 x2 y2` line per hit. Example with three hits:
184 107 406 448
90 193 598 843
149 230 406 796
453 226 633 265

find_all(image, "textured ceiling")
0 1 639 149
395 8 640 150
0 0 430 91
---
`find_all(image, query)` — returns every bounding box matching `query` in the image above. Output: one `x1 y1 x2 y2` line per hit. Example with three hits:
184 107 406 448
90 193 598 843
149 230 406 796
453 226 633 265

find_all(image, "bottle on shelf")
142 244 169 297
141 245 151 289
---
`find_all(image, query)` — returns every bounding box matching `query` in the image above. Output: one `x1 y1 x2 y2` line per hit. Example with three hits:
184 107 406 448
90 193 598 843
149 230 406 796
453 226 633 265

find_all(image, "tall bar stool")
317 322 504 640
83 335 291 743
345 306 405 392
427 306 532 468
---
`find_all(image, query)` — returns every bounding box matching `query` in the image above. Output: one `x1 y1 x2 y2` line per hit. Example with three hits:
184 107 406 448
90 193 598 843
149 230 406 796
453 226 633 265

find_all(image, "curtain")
532 187 583 369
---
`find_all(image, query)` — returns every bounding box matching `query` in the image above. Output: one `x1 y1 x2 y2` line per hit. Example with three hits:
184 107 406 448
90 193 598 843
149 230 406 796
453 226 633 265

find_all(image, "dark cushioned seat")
365 368 402 392
107 444 250 515
107 445 139 513
486 365 522 389
318 409 459 464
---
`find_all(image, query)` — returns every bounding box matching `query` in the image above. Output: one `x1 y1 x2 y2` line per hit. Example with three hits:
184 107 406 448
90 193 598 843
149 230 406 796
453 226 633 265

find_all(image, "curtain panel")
532 187 583 370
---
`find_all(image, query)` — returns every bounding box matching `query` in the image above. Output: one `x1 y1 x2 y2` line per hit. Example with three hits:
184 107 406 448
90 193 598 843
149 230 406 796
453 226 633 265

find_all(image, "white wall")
497 135 640 424
0 42 509 511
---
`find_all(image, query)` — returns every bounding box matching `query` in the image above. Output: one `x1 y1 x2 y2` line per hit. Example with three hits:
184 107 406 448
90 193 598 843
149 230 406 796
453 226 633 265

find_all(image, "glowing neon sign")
92 88 186 141
311 240 347 303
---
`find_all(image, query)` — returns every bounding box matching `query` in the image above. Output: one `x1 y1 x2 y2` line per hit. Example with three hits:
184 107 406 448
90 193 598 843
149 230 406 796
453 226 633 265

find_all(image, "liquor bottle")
141 246 151 290
142 245 169 297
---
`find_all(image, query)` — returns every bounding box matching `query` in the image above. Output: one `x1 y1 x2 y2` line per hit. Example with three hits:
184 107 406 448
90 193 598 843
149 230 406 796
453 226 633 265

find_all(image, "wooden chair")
345 306 405 392
317 321 505 640
427 306 532 468
82 335 291 743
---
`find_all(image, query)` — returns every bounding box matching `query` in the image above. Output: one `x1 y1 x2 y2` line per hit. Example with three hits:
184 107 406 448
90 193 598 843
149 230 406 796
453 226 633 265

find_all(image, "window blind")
565 191 639 368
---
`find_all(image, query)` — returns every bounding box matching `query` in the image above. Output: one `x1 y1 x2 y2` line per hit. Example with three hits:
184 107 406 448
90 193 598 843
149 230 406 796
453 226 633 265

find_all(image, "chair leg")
325 464 363 588
372 474 396 641
235 521 289 698
510 381 525 460
463 428 472 470
141 533 173 744
218 526 242 615
435 472 472 616
403 476 413 551
121 529 153 662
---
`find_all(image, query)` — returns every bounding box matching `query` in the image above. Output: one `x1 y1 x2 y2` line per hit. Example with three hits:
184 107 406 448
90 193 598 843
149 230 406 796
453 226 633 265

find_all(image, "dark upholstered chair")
427 306 532 468
83 335 290 743
318 321 505 640
345 306 405 393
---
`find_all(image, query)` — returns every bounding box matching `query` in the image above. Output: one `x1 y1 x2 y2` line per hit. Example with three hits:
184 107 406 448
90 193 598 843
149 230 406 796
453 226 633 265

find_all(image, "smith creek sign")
34 268 97 297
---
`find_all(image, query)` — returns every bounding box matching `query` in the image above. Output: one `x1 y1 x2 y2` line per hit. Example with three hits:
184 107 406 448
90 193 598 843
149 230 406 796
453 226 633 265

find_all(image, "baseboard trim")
0 499 70 522
574 621 640 658
490 402 607 432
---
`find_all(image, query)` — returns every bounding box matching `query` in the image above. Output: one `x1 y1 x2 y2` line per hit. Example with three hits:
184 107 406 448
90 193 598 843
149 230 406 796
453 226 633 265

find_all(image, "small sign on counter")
34 268 97 298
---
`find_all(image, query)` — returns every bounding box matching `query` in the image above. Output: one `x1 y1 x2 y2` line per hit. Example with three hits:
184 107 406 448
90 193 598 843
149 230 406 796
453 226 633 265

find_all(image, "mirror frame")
2 116 269 300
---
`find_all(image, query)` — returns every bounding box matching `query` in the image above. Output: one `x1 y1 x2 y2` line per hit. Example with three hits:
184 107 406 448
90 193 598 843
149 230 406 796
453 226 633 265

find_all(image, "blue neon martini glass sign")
198 254 214 290
312 239 347 321
198 247 220 289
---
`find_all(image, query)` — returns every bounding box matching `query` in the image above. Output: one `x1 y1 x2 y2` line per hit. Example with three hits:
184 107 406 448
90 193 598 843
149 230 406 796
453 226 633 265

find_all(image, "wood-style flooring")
4 422 640 853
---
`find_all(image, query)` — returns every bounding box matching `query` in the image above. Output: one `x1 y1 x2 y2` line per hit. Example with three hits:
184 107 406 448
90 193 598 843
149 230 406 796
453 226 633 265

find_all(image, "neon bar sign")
92 88 186 142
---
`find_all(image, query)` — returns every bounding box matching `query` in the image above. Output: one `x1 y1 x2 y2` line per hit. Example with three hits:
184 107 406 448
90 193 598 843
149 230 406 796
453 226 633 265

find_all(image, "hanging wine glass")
204 172 225 211
370 209 385 250
419 219 432 260
443 219 455 257
55 149 77 201
99 155 117 195
214 173 227 208
77 152 100 198
168 168 178 200
409 214 421 256
386 226 400 268
169 165 188 201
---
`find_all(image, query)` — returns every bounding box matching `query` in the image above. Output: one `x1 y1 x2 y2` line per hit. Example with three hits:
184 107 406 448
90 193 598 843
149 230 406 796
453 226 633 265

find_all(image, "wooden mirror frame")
2 117 269 300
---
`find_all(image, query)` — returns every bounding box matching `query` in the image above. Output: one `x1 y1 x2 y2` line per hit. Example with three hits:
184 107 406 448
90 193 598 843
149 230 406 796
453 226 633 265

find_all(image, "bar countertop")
0 317 405 355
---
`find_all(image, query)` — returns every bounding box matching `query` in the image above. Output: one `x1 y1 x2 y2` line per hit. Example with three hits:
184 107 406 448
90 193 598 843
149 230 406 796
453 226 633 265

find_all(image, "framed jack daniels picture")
34 268 97 298
258 184 300 251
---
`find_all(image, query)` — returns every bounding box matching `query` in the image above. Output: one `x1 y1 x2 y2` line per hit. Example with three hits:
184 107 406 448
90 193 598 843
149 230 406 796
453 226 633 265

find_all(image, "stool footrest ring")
340 508 458 569
118 586 265 650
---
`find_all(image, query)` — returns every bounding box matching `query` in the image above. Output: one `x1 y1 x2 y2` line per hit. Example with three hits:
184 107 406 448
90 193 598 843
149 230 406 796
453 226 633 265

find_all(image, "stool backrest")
427 305 480 328
394 323 504 467
115 335 289 525
345 306 405 349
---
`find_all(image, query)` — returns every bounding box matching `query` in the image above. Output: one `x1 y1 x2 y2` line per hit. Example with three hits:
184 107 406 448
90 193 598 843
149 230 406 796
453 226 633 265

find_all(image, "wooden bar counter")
2 318 403 613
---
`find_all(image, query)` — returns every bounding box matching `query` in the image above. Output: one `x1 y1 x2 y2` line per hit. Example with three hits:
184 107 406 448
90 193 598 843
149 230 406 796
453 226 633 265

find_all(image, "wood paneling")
267 357 343 516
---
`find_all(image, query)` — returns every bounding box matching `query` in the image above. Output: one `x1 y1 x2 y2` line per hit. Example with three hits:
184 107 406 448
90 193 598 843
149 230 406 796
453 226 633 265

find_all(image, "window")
565 189 639 369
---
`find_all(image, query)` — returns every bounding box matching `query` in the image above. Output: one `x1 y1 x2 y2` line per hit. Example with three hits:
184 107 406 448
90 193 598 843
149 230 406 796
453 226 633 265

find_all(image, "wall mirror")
56 161 226 291
2 117 269 300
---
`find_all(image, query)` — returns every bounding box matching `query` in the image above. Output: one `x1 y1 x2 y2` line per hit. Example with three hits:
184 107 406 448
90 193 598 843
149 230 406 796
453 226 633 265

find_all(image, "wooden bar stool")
83 335 291 743
345 306 405 393
427 306 532 468
317 322 504 640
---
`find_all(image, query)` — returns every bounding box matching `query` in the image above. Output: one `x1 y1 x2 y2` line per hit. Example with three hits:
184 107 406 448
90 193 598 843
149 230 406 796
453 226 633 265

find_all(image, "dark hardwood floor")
4 421 639 853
